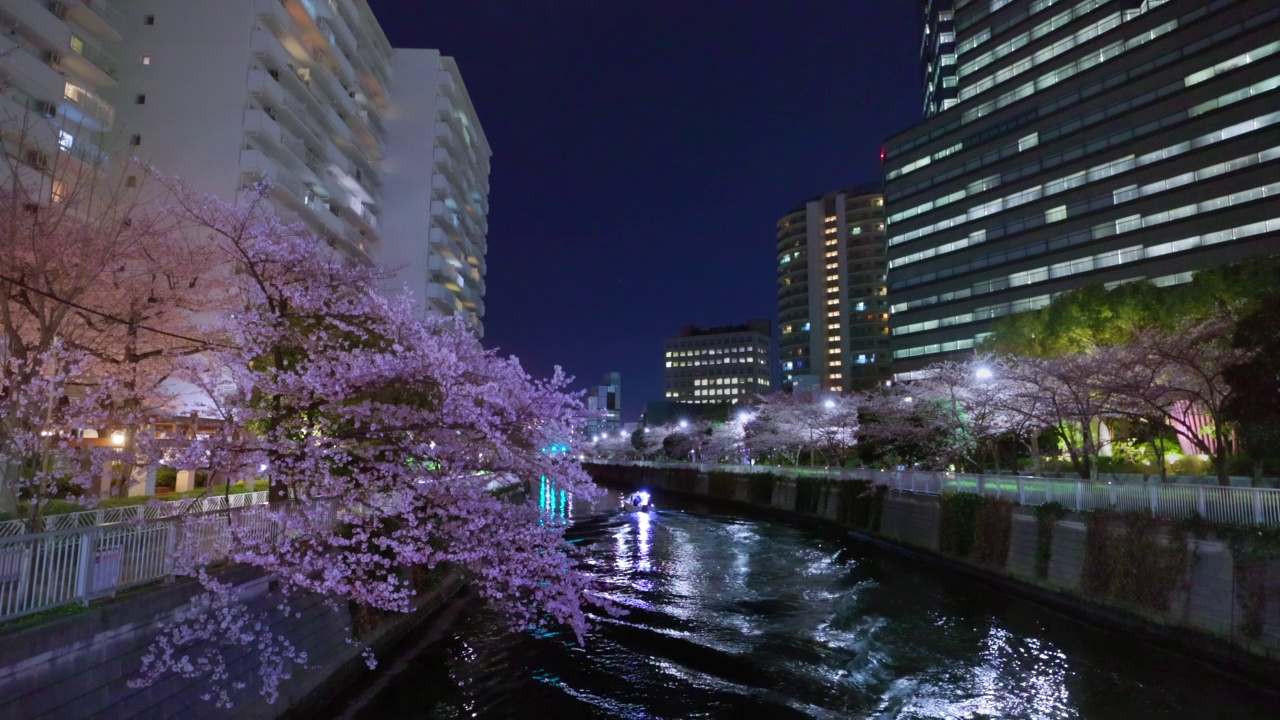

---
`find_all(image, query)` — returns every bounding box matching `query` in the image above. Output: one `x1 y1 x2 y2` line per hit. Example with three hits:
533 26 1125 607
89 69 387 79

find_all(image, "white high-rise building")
0 0 492 332
380 50 491 335
0 0 124 177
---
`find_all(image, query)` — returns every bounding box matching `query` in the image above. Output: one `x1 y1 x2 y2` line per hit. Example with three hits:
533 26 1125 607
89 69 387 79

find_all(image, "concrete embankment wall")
0 566 464 719
588 463 1280 680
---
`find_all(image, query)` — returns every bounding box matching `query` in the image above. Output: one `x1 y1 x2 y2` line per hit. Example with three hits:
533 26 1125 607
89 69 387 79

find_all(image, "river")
328 493 1280 719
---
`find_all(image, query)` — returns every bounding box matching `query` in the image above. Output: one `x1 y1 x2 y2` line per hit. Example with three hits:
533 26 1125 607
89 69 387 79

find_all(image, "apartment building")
0 0 494 332
380 50 490 334
884 0 1280 378
0 0 123 181
777 186 890 392
664 320 772 405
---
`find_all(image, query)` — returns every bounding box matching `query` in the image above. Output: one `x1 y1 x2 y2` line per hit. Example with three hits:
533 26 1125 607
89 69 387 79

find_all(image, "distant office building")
921 0 958 118
884 0 1280 378
584 372 622 438
663 320 771 404
777 186 890 392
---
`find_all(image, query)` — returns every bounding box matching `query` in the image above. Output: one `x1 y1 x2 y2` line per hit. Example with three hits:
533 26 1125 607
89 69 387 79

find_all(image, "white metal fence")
0 491 270 537
0 505 277 623
606 461 1280 526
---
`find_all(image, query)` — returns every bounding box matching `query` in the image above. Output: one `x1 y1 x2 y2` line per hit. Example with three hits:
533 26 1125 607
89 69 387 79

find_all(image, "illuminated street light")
823 399 836 409
975 367 994 380
110 430 126 446
679 420 689 429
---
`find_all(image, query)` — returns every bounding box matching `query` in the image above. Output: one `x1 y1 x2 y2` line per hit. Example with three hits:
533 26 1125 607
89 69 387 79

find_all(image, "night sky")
367 1 921 419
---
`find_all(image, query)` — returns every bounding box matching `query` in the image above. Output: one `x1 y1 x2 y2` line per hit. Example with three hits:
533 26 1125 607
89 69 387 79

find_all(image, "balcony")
0 0 70 56
253 0 293 33
68 0 125 43
63 37 119 86
61 80 115 130
243 107 283 144
0 45 66 104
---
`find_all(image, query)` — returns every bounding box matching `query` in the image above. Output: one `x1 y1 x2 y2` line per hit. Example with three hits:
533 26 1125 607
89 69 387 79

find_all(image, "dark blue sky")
368 0 922 419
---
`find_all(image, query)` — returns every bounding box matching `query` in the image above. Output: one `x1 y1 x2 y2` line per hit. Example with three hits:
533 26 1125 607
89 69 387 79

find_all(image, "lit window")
57 130 74 150
829 360 841 367
51 180 67 203
70 35 85 54
827 298 839 305
826 274 838 282
826 251 837 258
141 54 151 65
828 348 840 355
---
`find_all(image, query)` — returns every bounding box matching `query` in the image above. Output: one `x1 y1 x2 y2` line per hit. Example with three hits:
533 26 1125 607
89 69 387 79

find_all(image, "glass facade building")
884 0 1280 378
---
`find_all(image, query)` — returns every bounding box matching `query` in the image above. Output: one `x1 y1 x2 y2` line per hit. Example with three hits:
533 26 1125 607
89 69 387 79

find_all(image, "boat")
625 490 655 512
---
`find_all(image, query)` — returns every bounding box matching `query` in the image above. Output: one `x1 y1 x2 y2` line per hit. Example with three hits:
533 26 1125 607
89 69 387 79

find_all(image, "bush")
938 491 984 558
746 474 775 505
707 471 739 499
835 481 888 531
938 491 1013 565
1034 502 1067 579
795 479 826 515
1170 454 1211 476
155 465 178 489
1082 510 1188 611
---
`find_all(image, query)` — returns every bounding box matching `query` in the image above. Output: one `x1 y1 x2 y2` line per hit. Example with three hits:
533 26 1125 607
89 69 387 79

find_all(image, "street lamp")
823 399 836 409
679 420 689 429
975 367 994 380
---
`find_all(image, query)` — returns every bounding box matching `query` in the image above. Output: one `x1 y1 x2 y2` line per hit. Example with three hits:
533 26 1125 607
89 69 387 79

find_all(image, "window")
141 54 151 65
130 134 141 146
70 35 85 54
136 94 147 105
57 130 74 150
1045 205 1067 223
51 180 67 204
144 14 155 25
126 175 138 187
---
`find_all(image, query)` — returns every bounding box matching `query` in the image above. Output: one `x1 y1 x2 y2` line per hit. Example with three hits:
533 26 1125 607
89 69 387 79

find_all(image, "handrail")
595 460 1280 526
0 491 269 537
0 503 277 622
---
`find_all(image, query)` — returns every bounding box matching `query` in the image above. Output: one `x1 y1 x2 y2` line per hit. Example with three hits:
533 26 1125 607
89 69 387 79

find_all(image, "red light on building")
879 147 886 162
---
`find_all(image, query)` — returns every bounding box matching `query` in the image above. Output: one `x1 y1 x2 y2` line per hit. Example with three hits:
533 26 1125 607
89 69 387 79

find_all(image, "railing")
78 0 126 30
602 461 1280 526
0 491 269 537
0 504 276 622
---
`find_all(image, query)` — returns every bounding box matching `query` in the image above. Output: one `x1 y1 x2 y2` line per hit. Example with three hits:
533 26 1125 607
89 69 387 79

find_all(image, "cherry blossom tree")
855 384 957 469
745 391 855 466
908 356 1024 472
0 126 220 519
633 423 678 459
1097 316 1248 486
129 184 612 705
704 410 755 463
587 429 634 460
1002 350 1124 481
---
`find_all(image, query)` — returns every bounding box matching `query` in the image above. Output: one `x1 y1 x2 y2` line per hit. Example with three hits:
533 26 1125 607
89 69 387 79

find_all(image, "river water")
331 494 1280 719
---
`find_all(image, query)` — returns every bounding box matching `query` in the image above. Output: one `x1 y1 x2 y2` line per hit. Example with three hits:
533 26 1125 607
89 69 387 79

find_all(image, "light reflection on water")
338 497 1280 719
